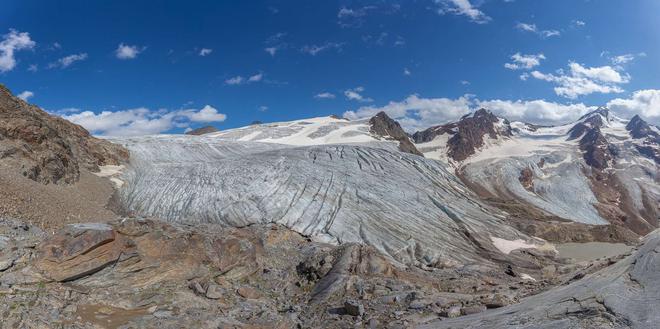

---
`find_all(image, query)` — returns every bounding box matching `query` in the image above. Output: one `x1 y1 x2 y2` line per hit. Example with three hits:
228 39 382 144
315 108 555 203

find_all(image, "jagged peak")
578 107 610 121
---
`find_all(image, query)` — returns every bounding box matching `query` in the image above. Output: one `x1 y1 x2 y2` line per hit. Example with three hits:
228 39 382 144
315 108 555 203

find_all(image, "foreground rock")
422 229 660 329
0 217 568 328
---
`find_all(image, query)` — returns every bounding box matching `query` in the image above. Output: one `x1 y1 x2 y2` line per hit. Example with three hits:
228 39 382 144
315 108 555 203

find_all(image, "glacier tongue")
113 135 534 266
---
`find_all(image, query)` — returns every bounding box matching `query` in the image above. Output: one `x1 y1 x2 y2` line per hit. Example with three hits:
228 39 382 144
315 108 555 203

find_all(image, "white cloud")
337 6 376 27
516 22 560 38
115 43 144 60
314 92 336 99
403 68 411 76
199 48 213 56
344 86 373 102
48 53 88 69
504 53 546 70
27 64 38 72
301 42 344 56
460 80 471 85
529 62 630 99
345 90 660 130
477 99 595 125
573 20 586 27
607 90 660 124
434 0 491 24
17 90 34 101
225 73 264 85
248 73 263 82
225 76 245 85
60 105 227 137
344 94 473 131
264 47 279 56
0 29 36 73
258 105 268 112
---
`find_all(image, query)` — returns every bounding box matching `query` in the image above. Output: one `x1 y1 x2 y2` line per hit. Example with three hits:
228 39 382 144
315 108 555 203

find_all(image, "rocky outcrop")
185 126 219 135
423 229 660 329
413 109 511 162
626 115 660 164
0 84 128 184
0 218 566 328
369 111 422 156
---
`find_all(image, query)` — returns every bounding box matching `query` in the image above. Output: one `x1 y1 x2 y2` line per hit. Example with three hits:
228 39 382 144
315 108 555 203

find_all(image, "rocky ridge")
0 84 128 185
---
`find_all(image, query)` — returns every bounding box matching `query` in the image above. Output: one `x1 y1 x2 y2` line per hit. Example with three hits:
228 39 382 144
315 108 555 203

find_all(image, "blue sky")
1 0 659 135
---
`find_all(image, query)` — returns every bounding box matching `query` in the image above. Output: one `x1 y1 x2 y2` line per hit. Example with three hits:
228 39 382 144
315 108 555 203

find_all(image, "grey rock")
344 300 364 317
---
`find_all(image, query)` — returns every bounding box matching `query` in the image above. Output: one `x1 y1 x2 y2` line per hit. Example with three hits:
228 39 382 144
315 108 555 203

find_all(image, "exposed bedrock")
422 229 660 329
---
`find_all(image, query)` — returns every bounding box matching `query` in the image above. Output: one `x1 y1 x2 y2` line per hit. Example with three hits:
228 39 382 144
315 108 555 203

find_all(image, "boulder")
34 224 135 282
344 300 365 317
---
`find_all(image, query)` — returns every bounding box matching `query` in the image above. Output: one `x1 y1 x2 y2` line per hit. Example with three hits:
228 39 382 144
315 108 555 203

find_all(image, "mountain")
185 125 219 135
205 112 422 155
0 84 128 185
1 88 659 328
413 107 659 238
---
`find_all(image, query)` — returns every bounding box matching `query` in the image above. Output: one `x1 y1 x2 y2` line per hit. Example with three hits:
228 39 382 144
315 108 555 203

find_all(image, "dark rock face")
369 111 423 156
447 109 511 162
579 127 615 170
518 168 534 191
412 123 458 144
0 84 128 184
626 115 660 164
185 126 219 135
626 115 656 139
413 109 511 162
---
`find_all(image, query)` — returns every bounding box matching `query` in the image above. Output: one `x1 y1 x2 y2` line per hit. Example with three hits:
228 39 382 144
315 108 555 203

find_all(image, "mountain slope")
414 108 659 236
0 84 128 184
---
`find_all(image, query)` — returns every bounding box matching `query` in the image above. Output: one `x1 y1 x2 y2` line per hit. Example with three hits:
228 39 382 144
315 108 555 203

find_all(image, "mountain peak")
369 112 423 156
185 126 219 136
579 107 610 121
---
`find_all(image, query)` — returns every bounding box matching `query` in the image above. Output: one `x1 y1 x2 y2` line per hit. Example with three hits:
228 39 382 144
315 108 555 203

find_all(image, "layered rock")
0 84 128 184
0 218 563 328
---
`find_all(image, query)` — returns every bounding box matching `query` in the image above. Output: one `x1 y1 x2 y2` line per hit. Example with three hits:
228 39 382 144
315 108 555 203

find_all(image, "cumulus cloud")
403 68 412 76
434 0 491 24
504 53 546 70
198 48 213 56
60 105 227 137
477 99 595 125
344 94 473 131
314 92 336 99
529 62 630 99
115 43 144 60
515 22 560 38
344 87 373 102
300 42 344 56
345 90 660 130
48 53 88 69
0 29 36 73
607 89 660 124
17 90 34 101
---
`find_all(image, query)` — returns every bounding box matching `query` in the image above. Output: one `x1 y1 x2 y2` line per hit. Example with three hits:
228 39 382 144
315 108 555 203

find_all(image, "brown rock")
34 224 135 282
236 286 262 299
0 84 128 185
